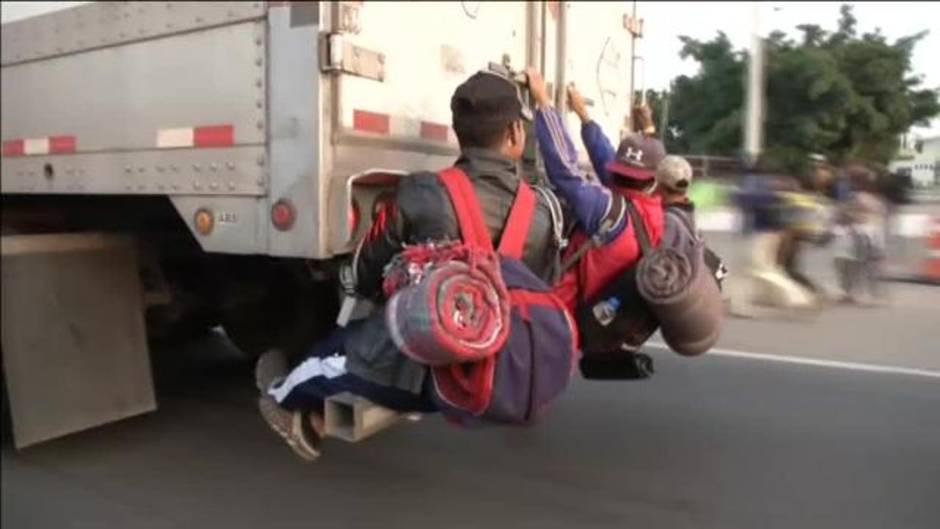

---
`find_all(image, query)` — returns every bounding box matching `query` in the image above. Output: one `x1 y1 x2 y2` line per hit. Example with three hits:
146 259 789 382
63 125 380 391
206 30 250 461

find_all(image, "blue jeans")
267 322 437 414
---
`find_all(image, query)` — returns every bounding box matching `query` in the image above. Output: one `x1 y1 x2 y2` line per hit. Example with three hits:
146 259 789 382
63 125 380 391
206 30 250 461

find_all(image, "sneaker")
258 396 322 462
255 349 289 393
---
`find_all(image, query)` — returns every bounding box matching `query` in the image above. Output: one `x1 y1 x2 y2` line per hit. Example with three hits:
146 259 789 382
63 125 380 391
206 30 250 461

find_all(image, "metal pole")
743 1 764 168
660 91 670 142
627 0 637 133
554 1 568 112
526 2 542 70
540 1 548 74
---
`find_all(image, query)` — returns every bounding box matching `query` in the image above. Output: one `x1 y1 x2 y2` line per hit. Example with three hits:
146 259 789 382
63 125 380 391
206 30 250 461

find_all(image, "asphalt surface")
3 283 939 529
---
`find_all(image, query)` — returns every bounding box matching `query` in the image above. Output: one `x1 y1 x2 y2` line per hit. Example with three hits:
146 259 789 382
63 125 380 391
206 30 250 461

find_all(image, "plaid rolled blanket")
384 242 510 366
636 243 722 356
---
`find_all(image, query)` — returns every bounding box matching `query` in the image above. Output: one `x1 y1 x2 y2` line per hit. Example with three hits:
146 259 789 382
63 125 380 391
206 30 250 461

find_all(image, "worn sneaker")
255 349 289 393
258 396 323 462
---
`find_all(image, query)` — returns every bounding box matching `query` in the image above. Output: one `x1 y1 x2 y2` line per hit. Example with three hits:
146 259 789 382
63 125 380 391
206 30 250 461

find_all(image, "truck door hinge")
320 33 385 82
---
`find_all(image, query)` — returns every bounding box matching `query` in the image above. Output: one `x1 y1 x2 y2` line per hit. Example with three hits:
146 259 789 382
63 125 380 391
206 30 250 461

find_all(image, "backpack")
572 200 722 377
573 201 660 366
385 167 579 425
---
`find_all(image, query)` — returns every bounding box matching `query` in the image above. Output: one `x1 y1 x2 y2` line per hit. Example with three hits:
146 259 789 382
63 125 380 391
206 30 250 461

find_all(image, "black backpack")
566 201 660 379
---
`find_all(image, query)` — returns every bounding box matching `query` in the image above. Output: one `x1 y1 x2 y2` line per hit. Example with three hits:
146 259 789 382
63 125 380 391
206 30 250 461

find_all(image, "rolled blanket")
636 242 722 356
385 244 510 366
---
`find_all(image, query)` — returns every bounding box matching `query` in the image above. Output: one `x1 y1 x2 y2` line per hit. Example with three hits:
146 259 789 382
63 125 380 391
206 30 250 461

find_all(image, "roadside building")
890 134 940 188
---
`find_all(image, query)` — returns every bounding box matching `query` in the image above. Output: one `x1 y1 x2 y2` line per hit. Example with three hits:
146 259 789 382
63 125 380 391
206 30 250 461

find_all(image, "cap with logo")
605 134 666 181
451 71 533 124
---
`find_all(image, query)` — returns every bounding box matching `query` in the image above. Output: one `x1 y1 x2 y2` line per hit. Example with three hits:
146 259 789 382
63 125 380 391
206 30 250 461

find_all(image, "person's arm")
526 74 627 241
567 84 617 185
580 121 618 186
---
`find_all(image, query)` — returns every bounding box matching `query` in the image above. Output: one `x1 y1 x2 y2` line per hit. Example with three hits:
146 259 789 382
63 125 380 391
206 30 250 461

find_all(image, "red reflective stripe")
48 136 76 154
193 125 234 147
2 140 25 157
353 110 390 134
420 121 449 142
497 181 535 259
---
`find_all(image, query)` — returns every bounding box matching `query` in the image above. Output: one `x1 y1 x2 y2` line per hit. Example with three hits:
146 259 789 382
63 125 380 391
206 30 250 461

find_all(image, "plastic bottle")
592 296 621 327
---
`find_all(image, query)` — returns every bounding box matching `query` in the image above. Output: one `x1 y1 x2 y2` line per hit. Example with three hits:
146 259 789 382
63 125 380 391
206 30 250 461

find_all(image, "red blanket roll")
385 244 510 366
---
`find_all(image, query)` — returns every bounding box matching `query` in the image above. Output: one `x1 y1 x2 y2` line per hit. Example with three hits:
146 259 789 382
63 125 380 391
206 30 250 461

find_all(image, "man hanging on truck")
525 68 665 379
254 70 564 461
528 69 724 377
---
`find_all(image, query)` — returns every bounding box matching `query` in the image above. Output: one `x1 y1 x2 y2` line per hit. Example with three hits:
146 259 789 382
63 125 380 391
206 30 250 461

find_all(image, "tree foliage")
661 4 940 173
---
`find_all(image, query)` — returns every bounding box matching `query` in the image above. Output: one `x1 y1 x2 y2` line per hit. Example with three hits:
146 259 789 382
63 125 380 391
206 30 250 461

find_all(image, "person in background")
812 153 851 203
776 154 835 303
833 164 888 304
732 161 815 314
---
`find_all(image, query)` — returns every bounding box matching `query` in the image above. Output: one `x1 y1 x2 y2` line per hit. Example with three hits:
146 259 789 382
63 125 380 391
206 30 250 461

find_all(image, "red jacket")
554 188 664 310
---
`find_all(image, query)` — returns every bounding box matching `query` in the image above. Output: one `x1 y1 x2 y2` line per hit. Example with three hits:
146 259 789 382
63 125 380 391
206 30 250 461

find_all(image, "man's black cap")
451 71 533 124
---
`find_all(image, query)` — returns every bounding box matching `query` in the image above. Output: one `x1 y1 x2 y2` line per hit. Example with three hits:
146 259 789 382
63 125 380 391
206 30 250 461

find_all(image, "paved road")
4 283 939 529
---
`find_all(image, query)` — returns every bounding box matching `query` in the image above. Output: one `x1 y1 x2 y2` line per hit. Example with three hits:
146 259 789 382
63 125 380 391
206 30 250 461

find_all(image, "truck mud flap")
1 233 156 448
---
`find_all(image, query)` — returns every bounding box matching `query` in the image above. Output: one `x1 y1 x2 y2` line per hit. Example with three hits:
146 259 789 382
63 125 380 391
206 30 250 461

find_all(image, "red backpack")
384 167 579 425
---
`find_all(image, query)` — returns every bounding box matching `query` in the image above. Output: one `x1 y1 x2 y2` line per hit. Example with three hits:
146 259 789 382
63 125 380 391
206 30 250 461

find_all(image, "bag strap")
496 180 536 260
439 167 536 259
560 198 651 272
666 208 699 244
624 199 652 255
438 167 495 252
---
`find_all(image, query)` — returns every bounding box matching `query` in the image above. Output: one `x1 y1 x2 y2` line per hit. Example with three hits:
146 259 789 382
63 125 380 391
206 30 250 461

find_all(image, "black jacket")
354 147 563 299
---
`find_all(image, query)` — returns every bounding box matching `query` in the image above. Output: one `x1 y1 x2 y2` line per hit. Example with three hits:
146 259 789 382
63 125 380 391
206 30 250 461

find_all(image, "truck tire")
220 263 340 361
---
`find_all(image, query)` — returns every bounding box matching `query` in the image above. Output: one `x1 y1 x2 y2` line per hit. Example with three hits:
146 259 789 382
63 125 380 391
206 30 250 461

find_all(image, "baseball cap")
656 155 693 191
605 135 666 180
451 71 533 124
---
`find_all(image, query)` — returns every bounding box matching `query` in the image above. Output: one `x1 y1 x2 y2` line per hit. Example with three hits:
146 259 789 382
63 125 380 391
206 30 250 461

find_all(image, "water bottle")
592 296 621 327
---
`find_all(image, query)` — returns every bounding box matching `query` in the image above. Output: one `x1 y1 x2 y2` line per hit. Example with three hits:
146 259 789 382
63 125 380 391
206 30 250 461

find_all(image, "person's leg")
784 237 819 295
868 258 885 300
268 353 435 414
255 322 368 461
834 257 851 300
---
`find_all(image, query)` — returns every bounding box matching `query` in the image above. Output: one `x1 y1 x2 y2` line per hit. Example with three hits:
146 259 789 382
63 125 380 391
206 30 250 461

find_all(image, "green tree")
663 4 940 174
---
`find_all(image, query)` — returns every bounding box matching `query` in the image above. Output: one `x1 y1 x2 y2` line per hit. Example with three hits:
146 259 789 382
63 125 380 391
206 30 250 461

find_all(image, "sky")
2 1 938 137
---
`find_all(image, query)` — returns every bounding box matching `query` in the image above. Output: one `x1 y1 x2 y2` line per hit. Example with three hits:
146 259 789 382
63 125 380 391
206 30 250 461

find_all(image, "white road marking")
645 341 940 380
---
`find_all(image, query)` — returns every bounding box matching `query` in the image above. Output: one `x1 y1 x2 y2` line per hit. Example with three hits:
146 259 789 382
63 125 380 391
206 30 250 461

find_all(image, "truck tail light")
271 200 295 231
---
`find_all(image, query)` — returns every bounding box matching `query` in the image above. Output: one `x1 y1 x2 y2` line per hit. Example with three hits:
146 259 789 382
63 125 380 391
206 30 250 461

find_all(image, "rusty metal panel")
1 233 156 448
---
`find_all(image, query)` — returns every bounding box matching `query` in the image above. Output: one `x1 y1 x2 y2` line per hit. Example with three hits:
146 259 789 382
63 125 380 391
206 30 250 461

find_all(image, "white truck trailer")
0 1 636 446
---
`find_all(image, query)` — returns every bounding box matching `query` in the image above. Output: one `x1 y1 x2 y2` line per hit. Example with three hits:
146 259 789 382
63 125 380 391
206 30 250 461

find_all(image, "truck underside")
1 193 341 358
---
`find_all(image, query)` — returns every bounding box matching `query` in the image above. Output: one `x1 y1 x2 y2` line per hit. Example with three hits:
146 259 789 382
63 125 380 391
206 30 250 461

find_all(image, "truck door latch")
320 33 385 82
